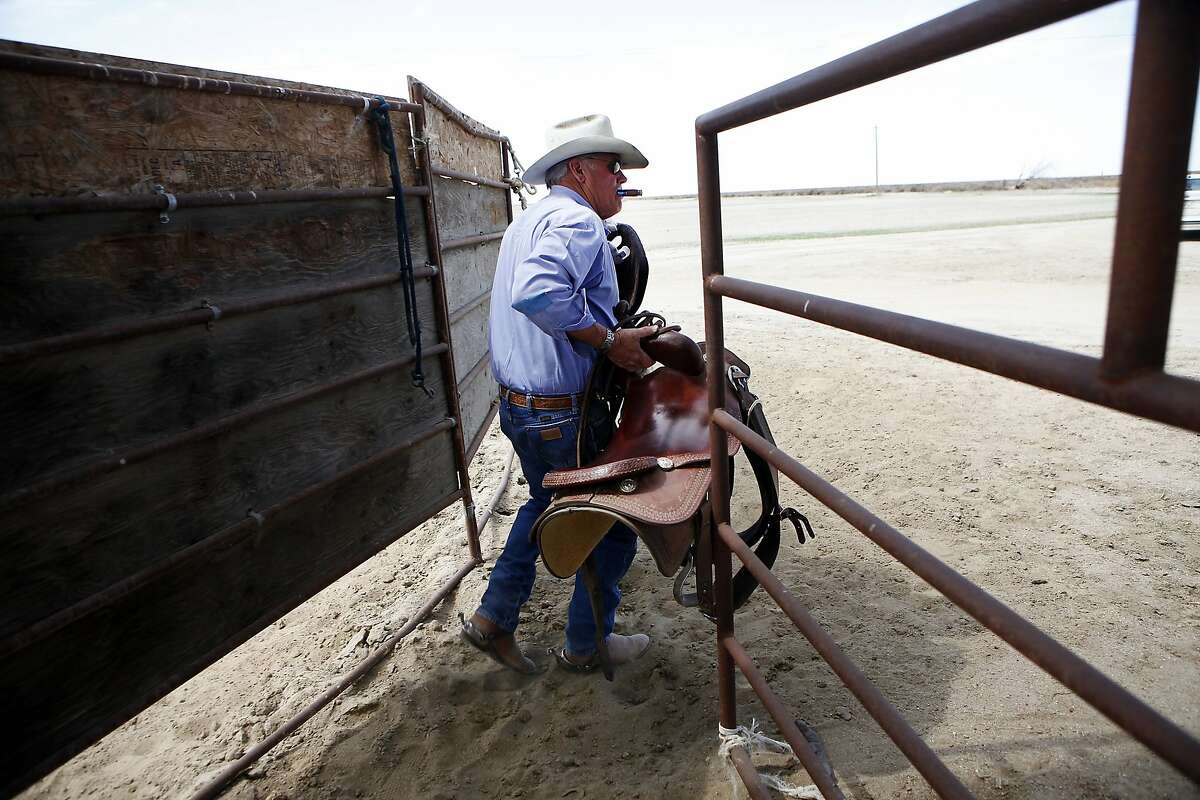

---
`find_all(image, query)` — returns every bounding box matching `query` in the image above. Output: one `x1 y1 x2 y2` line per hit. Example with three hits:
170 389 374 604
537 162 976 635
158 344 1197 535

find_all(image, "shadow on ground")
243 536 988 799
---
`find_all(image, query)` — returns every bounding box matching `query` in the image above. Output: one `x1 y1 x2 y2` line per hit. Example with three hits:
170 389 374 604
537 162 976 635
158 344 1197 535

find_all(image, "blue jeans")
476 396 638 656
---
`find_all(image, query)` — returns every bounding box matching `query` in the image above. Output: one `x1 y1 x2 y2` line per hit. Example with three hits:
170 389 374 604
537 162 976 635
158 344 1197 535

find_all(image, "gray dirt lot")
618 188 1200 799
625 189 1197 377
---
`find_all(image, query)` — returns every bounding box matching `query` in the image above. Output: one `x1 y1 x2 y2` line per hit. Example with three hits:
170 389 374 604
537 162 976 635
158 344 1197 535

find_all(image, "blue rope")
369 97 430 395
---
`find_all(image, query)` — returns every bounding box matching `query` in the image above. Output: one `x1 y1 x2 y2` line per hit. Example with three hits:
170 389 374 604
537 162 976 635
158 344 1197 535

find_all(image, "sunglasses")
582 156 622 175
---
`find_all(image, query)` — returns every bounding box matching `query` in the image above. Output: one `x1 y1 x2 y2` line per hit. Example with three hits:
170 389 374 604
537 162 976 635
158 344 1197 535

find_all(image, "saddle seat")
534 360 741 581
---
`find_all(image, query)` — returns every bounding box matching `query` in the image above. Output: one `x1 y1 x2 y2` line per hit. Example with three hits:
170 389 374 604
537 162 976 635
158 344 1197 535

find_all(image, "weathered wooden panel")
0 40 398 101
0 280 438 493
0 345 447 640
3 430 459 797
413 80 507 461
0 44 497 797
419 87 505 181
432 178 509 242
0 43 418 197
0 196 428 344
443 238 501 312
450 298 490 381
460 365 499 460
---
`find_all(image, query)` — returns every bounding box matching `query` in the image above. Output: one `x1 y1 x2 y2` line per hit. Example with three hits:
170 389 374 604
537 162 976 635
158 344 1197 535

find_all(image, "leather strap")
499 385 580 411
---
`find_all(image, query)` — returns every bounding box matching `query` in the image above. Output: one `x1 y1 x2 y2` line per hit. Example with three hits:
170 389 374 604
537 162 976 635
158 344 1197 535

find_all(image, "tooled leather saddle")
530 224 813 680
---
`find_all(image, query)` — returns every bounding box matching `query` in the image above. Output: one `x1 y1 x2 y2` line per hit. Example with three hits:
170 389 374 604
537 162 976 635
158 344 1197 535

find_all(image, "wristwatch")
597 328 616 353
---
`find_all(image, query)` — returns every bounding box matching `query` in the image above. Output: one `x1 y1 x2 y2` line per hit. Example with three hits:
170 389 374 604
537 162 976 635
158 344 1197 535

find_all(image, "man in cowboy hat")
461 114 657 674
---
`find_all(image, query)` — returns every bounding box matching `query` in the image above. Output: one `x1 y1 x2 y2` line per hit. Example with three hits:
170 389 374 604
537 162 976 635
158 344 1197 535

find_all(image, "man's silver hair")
544 160 570 188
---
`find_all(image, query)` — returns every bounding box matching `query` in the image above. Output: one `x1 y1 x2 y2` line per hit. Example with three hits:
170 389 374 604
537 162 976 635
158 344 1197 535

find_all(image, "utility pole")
874 125 879 193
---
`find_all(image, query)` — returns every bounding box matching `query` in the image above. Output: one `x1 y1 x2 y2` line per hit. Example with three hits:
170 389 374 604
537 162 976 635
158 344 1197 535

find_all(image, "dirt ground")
24 189 1200 800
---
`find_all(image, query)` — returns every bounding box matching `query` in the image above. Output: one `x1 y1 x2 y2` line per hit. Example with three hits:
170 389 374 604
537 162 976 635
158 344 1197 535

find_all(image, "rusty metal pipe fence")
0 266 439 367
0 185 431 218
696 0 1200 795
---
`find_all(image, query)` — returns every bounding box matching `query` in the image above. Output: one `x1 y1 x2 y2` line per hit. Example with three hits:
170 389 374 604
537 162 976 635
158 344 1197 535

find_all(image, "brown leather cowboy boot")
460 612 541 675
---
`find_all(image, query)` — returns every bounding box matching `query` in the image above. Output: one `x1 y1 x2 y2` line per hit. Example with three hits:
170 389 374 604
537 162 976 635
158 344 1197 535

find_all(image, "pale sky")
2 0 1196 196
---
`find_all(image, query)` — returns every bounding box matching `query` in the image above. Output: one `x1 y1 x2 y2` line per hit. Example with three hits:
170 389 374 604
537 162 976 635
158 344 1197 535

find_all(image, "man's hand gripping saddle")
531 223 813 680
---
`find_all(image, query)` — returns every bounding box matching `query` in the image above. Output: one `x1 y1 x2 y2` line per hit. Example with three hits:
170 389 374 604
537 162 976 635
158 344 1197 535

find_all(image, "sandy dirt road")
24 189 1199 800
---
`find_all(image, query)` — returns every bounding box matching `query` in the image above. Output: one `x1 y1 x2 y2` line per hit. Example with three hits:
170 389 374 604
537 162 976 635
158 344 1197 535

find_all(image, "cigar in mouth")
616 188 643 197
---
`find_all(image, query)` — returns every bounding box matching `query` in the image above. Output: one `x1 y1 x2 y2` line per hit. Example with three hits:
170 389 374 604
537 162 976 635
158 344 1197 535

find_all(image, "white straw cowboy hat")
521 114 648 186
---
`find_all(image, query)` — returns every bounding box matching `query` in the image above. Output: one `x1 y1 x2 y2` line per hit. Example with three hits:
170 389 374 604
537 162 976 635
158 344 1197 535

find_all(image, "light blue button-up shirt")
489 186 619 395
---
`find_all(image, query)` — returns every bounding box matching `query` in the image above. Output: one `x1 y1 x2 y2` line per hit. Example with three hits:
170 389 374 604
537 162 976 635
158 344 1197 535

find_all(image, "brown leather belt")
499 385 580 410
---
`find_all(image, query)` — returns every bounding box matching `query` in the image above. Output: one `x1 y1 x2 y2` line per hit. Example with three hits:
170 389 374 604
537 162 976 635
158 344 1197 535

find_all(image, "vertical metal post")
408 83 483 563
1101 0 1200 379
695 505 714 612
698 127 737 730
729 746 775 800
874 125 879 193
500 139 515 225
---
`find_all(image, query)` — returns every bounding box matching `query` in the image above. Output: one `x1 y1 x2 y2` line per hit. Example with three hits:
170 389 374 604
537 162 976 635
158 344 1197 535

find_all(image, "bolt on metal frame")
696 0 1200 796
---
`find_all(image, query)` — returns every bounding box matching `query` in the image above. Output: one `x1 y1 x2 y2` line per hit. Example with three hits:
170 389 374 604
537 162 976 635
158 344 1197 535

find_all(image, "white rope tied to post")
502 139 537 210
502 175 534 210
718 720 825 800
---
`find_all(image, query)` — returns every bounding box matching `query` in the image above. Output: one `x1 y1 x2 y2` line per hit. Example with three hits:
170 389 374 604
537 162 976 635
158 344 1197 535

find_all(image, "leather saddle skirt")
533 362 741 580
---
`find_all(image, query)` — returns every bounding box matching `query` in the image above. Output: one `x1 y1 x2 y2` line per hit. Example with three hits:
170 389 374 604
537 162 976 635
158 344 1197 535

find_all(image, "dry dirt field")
25 189 1200 800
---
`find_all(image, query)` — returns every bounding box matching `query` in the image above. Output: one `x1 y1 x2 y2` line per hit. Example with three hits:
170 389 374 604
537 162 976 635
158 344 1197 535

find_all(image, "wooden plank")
0 343 448 642
467 397 500 461
0 42 421 198
1 431 459 798
0 68 415 196
412 77 507 489
0 196 429 344
431 177 509 243
0 46 509 796
459 362 498 458
442 238 501 313
0 40 404 100
0 281 439 493
435 179 501 434
421 90 506 181
450 299 490 381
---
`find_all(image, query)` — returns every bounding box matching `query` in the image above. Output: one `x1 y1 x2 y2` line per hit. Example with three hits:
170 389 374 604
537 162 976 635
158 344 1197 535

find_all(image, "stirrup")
553 646 601 674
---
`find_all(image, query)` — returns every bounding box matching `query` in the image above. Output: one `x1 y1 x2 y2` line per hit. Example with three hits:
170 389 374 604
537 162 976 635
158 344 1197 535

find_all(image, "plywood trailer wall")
0 42 509 796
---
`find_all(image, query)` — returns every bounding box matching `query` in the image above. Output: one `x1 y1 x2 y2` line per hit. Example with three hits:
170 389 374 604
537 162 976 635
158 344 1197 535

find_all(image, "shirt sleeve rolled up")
510 218 603 337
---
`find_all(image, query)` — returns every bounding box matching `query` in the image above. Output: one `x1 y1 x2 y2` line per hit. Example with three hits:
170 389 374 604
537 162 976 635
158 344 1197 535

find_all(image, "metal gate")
696 1 1200 797
0 43 511 796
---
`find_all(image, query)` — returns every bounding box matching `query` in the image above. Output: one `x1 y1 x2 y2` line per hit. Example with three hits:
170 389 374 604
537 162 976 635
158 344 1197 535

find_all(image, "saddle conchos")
531 223 814 680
